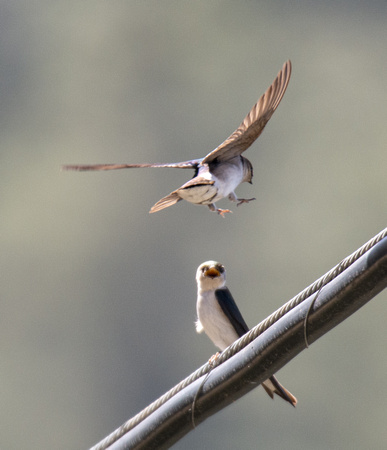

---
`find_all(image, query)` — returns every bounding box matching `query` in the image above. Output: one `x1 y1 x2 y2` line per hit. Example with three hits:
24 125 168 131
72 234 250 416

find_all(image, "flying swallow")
196 260 297 406
63 61 291 216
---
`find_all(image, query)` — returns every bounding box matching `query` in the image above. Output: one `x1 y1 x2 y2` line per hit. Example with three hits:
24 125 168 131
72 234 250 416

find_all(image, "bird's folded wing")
214 287 249 337
262 376 298 406
202 60 291 164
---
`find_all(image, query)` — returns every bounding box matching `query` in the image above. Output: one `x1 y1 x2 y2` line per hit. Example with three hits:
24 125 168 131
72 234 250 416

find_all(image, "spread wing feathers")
203 60 291 164
62 159 202 172
149 191 182 213
262 376 298 407
214 287 249 337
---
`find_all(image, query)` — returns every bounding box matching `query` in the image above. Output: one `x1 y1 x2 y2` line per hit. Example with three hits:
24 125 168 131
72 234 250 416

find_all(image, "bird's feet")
208 352 221 366
227 192 256 208
208 204 233 217
236 197 256 207
217 208 232 217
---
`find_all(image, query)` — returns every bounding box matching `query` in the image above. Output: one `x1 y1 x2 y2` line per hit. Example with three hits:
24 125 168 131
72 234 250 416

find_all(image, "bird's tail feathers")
149 191 182 213
262 375 297 407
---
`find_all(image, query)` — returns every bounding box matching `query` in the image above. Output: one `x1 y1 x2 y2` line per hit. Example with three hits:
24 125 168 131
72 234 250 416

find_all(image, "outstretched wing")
215 287 249 337
203 60 291 164
62 159 203 171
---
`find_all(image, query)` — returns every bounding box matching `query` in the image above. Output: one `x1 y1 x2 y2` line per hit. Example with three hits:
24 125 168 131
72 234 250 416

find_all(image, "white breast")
196 289 239 351
210 159 245 201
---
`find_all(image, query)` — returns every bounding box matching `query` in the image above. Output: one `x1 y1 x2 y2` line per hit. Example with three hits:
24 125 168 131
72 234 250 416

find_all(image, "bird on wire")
63 60 291 217
196 260 297 406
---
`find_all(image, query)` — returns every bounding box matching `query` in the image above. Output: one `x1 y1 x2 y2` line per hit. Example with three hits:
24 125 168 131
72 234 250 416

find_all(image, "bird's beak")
204 267 221 278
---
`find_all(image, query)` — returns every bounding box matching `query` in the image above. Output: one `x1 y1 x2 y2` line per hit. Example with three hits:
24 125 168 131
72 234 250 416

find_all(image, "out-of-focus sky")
1 1 387 449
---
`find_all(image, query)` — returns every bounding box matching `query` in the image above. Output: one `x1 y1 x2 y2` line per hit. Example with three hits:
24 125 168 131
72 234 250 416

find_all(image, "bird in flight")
196 260 297 406
63 61 291 216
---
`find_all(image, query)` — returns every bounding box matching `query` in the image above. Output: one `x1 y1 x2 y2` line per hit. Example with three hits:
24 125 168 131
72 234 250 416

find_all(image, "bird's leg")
208 203 232 217
236 198 256 207
208 352 221 366
217 208 233 217
228 192 256 207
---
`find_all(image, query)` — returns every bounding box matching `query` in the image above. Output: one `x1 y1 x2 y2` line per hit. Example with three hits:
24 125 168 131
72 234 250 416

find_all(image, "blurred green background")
2 1 387 449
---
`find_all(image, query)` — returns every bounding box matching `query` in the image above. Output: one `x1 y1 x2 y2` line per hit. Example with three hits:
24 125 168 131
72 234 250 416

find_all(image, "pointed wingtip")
282 388 297 407
289 394 298 408
264 376 297 407
61 165 78 171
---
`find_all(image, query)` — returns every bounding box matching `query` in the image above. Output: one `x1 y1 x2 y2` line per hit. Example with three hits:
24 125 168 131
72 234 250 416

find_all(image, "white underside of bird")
196 288 240 350
175 158 247 205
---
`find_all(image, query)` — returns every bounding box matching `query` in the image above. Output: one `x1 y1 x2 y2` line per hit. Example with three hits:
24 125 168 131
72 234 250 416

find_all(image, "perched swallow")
63 61 291 216
196 261 297 406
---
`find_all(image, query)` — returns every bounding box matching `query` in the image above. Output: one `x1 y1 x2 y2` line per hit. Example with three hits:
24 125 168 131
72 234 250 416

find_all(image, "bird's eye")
218 265 225 273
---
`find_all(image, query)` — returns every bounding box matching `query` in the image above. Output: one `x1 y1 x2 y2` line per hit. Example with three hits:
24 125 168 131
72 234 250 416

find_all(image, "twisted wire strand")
222 226 387 359
91 227 387 450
